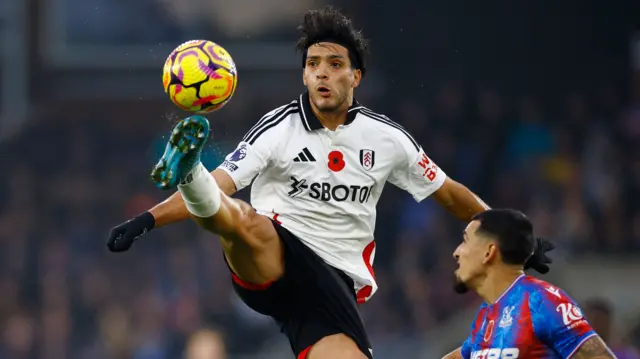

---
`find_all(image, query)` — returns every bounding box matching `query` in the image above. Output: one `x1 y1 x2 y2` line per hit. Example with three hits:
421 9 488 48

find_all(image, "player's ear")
303 69 307 87
483 243 498 264
351 69 362 88
352 68 362 89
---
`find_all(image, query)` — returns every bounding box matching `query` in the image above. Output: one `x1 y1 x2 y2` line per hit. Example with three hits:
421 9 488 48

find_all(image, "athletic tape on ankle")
178 163 221 217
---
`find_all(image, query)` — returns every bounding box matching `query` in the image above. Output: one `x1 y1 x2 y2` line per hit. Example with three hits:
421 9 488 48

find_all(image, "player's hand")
106 212 155 252
524 237 555 274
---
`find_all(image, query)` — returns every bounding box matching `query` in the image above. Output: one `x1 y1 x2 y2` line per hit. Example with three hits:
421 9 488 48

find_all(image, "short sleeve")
217 104 294 190
386 133 447 202
529 287 597 358
460 337 472 359
217 140 271 191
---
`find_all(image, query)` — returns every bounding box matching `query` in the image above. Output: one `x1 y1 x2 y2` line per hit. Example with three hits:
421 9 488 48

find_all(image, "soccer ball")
163 40 238 113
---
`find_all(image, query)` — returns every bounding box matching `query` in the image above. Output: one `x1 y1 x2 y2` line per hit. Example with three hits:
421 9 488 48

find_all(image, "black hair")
295 6 368 77
472 209 536 266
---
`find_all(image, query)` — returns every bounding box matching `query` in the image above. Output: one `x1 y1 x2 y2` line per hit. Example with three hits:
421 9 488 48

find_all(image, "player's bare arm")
572 336 616 359
149 169 237 227
432 177 490 222
441 347 463 359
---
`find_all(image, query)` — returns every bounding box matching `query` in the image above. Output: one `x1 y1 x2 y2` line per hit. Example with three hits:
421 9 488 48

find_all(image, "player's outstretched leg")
150 115 283 285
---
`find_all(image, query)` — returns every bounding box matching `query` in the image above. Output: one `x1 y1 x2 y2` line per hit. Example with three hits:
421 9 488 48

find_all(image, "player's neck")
311 97 353 131
477 268 524 305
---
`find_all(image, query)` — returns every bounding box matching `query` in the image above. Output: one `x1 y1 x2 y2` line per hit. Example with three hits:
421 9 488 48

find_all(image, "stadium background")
1 0 640 358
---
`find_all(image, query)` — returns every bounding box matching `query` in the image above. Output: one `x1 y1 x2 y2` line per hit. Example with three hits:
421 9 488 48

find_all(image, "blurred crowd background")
1 0 640 358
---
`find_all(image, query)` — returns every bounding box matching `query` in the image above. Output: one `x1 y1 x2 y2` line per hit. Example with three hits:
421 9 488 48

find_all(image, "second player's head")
296 6 368 113
453 209 536 294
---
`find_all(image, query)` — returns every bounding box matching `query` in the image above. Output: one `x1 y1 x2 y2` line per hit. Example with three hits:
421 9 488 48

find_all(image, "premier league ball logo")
229 144 247 162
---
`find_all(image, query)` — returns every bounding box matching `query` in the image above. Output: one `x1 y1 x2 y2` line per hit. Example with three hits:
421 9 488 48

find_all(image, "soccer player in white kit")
107 7 552 359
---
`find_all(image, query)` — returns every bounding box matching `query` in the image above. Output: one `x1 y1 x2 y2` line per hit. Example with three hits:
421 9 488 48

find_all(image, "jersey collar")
492 274 526 305
298 91 363 131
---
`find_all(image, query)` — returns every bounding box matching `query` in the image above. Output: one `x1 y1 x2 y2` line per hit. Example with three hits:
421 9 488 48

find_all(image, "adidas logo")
293 147 316 162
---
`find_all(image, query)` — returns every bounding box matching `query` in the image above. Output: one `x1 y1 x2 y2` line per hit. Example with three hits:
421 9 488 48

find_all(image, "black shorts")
227 221 373 359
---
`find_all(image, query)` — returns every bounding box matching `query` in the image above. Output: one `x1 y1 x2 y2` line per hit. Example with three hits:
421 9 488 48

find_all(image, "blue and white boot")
150 115 210 189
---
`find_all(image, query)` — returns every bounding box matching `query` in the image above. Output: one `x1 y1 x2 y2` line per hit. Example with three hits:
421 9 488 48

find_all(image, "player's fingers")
537 262 550 274
537 237 555 251
545 241 556 251
111 236 133 252
107 228 129 252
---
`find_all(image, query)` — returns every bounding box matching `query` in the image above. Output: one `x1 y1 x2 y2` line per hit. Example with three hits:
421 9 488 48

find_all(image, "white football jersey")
217 92 446 303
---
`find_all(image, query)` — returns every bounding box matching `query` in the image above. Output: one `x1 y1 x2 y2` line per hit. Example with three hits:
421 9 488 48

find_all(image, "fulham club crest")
359 149 375 171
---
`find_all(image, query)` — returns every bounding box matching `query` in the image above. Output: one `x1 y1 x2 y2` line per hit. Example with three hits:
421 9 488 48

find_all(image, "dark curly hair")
295 6 369 77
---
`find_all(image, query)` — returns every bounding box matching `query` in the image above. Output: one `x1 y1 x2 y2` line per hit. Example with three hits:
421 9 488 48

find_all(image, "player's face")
303 42 362 113
453 221 496 292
